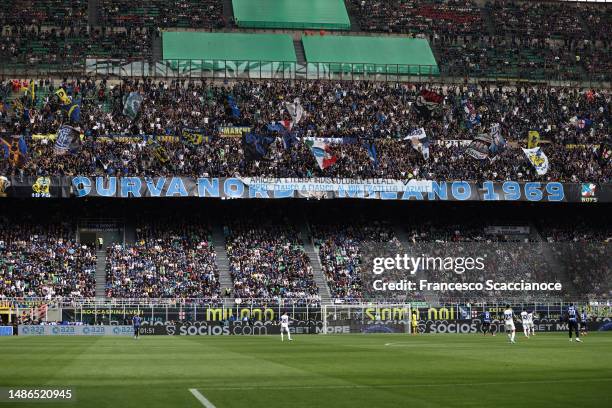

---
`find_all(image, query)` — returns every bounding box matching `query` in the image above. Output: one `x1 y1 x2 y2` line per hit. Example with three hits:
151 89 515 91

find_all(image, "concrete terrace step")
212 226 234 293
301 227 333 305
94 249 106 298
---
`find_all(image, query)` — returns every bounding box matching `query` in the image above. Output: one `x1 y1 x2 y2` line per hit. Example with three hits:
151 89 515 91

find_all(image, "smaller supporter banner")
218 126 251 138
0 176 67 198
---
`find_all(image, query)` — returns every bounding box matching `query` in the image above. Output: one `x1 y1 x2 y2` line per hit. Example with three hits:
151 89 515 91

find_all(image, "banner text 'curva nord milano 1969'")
0 176 609 202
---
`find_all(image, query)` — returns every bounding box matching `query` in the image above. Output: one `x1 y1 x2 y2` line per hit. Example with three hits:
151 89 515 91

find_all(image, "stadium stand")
312 222 400 302
0 0 609 80
224 221 320 303
346 0 485 36
1 79 608 182
0 0 87 26
0 26 151 70
105 220 219 298
0 220 96 298
100 0 225 29
0 1 609 308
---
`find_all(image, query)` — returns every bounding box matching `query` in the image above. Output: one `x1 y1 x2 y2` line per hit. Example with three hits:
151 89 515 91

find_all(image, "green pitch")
1 333 611 408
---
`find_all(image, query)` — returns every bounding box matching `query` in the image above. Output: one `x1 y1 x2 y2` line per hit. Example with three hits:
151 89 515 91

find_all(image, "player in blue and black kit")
132 314 141 339
566 304 582 342
481 310 493 336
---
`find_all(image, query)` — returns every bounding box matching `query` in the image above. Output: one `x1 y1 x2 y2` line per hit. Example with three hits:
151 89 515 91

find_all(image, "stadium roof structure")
162 32 297 62
232 0 351 30
302 35 440 76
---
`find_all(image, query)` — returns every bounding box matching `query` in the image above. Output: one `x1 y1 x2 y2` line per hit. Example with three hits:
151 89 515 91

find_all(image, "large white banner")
239 178 434 193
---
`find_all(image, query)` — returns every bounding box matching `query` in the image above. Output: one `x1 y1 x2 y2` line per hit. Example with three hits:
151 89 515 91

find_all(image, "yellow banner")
527 131 540 149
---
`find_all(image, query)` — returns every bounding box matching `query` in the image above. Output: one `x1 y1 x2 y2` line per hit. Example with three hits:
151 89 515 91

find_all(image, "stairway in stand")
95 249 107 299
301 228 333 305
212 226 234 307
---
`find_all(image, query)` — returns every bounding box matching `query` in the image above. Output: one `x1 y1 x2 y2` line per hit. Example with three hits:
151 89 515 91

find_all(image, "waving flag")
55 88 72 105
465 134 492 160
305 138 337 170
363 140 378 167
462 99 481 129
522 147 549 176
489 123 506 155
404 128 430 160
55 88 80 124
123 92 143 121
54 125 81 155
282 132 298 149
415 89 443 121
227 95 241 118
243 132 275 160
0 135 28 167
284 99 304 125
527 130 540 148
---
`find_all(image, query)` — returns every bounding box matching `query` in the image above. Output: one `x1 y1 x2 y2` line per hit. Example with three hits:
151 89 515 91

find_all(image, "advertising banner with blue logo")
18 325 134 336
0 326 13 336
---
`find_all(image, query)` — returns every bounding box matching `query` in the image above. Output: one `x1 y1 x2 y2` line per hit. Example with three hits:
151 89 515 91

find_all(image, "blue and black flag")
243 132 275 160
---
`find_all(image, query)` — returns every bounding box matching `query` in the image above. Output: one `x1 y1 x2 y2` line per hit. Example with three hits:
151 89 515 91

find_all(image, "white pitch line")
197 377 612 391
189 388 217 408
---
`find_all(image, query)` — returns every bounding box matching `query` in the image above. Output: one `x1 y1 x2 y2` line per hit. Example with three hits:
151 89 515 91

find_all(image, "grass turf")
1 333 610 408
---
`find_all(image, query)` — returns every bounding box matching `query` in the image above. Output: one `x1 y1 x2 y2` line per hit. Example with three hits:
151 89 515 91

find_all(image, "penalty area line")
189 388 217 408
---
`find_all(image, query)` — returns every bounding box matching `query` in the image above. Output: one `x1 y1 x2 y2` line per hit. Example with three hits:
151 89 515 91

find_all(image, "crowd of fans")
348 0 485 37
538 220 611 300
0 1 609 81
312 222 401 302
100 0 225 29
225 221 319 303
0 26 151 69
347 0 611 81
0 215 608 302
0 0 86 27
0 78 608 182
405 223 552 302
486 1 597 41
0 220 95 299
436 35 609 81
105 221 219 298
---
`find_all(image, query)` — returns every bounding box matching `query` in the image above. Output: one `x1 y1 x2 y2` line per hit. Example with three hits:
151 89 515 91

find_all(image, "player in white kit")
504 306 516 344
526 310 535 336
280 312 292 341
520 309 530 338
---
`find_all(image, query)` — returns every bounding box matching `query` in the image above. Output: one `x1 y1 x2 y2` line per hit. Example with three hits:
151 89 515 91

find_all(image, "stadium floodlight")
322 303 412 335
